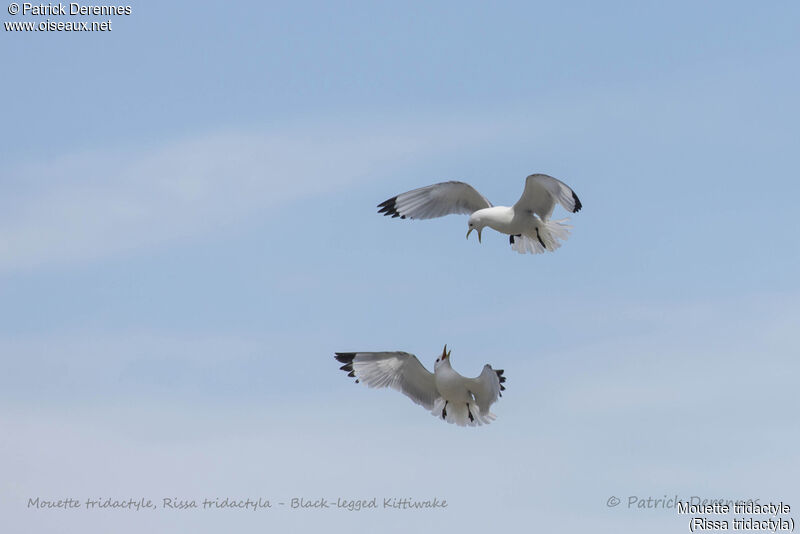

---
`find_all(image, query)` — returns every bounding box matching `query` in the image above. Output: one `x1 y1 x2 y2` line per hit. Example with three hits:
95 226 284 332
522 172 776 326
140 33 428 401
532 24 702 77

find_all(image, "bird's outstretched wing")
334 352 439 410
468 365 506 416
378 181 492 220
513 174 582 220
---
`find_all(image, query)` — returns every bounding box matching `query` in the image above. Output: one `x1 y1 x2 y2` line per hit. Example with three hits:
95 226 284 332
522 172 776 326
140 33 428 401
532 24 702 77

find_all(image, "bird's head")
434 344 451 369
466 214 485 243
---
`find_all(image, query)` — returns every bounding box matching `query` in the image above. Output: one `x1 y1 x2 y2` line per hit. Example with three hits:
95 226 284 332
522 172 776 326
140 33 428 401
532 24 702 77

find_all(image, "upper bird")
377 173 582 254
335 345 506 427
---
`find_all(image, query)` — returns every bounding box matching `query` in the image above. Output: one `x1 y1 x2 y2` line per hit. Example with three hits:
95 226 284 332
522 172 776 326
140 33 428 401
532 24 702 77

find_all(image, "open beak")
441 344 448 360
465 228 482 243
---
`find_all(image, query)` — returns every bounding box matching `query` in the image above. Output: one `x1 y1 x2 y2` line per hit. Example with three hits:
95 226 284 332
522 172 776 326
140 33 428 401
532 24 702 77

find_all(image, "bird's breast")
435 369 471 402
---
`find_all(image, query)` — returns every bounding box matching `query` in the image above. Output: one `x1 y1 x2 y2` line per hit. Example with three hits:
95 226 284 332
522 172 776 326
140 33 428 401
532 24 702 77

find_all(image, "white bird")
335 345 506 427
377 173 582 254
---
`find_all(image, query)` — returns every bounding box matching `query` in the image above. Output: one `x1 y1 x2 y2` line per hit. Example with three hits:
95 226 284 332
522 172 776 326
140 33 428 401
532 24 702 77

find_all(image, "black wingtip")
495 369 507 395
335 353 358 383
334 352 355 364
377 196 404 218
572 191 582 213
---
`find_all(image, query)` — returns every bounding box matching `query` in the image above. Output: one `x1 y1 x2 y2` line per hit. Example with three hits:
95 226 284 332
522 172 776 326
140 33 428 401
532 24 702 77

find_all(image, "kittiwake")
378 173 582 254
334 345 506 427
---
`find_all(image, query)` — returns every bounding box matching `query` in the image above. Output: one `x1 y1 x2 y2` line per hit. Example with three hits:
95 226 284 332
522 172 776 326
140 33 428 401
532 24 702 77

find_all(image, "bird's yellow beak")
441 344 448 360
466 228 473 240
465 228 482 243
478 229 482 243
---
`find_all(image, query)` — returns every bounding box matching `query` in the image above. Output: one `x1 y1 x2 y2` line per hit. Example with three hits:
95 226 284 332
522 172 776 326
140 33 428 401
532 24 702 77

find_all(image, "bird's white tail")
432 398 496 427
510 218 572 255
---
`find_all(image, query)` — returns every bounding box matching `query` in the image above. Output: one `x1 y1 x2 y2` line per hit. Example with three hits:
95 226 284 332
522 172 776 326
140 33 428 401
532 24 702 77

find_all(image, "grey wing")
334 352 439 410
468 365 506 415
513 174 582 220
377 181 492 220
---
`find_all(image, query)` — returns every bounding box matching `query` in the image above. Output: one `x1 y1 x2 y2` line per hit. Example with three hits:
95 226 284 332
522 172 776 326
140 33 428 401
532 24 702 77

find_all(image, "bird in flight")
378 173 582 254
335 345 506 427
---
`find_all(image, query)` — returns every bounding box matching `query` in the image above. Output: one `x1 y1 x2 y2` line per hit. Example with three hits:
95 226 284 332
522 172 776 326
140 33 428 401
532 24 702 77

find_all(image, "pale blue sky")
2 1 799 532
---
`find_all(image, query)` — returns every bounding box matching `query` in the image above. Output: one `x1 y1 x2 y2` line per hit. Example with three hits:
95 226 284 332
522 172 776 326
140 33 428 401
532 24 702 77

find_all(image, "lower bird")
378 173 582 254
334 345 506 427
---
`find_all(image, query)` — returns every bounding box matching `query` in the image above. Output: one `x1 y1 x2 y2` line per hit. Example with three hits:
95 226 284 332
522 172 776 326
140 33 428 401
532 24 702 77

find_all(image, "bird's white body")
469 205 572 253
434 359 473 403
473 204 554 237
378 173 581 254
471 206 516 234
335 346 506 427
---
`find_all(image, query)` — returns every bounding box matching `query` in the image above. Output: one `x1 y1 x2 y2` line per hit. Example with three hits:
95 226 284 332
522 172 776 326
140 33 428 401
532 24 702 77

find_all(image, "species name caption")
26 496 448 512
677 501 794 532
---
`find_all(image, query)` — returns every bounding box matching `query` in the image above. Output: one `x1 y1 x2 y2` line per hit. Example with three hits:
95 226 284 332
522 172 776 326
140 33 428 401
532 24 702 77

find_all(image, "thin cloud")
0 121 499 274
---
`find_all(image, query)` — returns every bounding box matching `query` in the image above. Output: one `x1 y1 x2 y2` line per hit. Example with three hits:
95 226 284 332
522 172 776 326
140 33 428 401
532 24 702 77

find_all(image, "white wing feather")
335 352 439 410
378 181 492 220
513 174 582 220
468 365 504 416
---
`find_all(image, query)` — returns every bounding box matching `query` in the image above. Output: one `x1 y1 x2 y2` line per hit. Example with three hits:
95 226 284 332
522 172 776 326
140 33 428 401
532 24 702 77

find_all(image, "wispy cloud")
3 62 775 276
0 120 501 274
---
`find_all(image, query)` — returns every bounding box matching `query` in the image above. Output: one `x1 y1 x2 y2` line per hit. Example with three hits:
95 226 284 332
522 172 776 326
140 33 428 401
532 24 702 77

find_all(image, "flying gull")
378 173 582 254
335 345 506 427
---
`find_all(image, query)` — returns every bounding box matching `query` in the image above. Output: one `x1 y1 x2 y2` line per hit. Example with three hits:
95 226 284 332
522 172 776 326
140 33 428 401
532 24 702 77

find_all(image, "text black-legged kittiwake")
334 345 506 427
378 173 582 254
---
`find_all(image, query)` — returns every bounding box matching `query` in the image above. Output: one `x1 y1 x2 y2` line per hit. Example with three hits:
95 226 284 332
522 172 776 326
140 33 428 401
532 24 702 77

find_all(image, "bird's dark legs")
535 228 546 249
467 403 474 423
441 401 448 419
